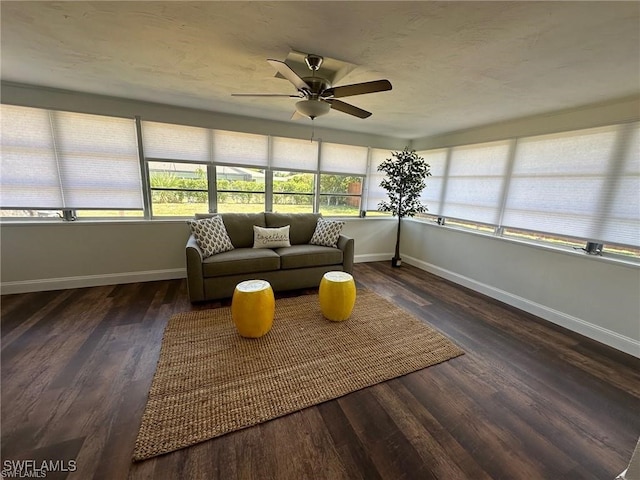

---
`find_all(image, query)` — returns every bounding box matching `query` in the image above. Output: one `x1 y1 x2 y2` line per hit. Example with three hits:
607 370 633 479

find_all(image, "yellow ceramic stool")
231 280 275 338
319 271 356 322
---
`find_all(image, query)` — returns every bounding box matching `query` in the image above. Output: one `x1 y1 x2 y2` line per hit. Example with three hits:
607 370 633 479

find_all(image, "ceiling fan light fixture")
295 99 330 119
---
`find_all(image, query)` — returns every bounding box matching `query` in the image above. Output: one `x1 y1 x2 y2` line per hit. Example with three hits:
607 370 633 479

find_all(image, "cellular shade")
502 124 639 246
142 121 210 162
1 105 143 210
365 148 390 211
213 130 268 167
320 142 368 175
52 111 142 209
1 105 62 208
416 149 448 217
271 136 318 171
440 140 511 224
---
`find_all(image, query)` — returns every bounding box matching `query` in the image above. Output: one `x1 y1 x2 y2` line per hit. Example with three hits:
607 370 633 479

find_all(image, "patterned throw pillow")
253 225 291 249
188 216 234 258
310 218 345 248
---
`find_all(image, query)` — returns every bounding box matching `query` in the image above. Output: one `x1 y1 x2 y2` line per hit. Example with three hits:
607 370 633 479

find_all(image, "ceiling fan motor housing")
303 77 331 98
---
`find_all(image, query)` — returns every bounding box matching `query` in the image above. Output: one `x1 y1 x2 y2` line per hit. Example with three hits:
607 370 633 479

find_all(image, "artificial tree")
378 147 431 267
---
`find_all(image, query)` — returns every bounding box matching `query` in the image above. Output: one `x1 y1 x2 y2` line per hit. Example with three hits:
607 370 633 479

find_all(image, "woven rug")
133 290 464 461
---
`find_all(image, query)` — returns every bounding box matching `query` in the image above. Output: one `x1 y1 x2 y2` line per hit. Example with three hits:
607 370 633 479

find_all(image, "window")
75 210 144 219
273 171 315 213
501 227 586 250
319 142 367 216
1 105 143 216
603 243 640 259
149 161 208 217
416 122 639 257
0 209 62 220
216 166 265 213
319 174 363 216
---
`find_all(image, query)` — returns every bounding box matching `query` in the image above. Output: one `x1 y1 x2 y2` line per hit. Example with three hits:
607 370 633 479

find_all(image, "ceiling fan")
232 54 392 120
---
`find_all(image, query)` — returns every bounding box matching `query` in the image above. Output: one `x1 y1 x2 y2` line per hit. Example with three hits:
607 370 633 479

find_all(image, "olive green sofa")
186 212 354 302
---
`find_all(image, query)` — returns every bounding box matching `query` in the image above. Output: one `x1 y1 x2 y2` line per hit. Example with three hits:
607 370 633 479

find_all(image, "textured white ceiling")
1 1 638 139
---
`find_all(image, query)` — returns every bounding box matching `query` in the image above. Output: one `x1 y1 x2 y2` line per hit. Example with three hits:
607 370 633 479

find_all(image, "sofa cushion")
201 213 266 248
265 212 321 245
188 216 234 258
310 218 345 248
202 247 280 278
275 244 343 270
253 225 291 249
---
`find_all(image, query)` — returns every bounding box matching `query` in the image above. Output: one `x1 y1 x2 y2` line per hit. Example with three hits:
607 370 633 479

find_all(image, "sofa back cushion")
195 212 266 248
265 212 321 245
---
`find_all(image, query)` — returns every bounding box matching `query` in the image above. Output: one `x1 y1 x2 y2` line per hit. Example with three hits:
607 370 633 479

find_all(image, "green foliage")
377 147 431 218
149 169 364 209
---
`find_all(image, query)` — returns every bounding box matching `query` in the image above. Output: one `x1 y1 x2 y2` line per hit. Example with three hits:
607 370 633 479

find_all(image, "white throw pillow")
253 225 291 249
188 216 234 258
310 218 345 248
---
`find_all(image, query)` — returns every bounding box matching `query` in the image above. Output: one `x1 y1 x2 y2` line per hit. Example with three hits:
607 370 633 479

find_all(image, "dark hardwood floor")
2 262 639 479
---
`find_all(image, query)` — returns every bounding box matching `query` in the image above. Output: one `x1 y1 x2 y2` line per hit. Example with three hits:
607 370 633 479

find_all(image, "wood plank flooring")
2 262 639 479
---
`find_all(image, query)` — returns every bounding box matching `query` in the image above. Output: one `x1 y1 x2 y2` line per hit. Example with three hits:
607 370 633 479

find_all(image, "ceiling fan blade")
323 79 392 99
232 93 302 97
267 59 311 92
291 110 306 121
326 99 372 119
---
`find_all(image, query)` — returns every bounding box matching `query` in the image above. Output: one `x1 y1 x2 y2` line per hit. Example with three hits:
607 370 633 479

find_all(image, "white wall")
401 219 640 357
0 218 397 293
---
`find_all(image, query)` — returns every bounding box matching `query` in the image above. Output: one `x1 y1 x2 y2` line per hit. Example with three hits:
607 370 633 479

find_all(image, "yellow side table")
319 271 356 322
231 280 275 338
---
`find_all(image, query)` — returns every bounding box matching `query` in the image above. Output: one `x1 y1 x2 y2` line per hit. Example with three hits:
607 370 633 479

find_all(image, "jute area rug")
133 290 464 461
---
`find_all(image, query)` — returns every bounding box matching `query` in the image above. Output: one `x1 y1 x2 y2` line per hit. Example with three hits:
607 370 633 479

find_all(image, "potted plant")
377 147 431 267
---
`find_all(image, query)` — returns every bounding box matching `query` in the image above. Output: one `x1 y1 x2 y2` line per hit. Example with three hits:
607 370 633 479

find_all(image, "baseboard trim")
0 268 187 295
355 253 394 264
403 255 640 358
0 254 391 295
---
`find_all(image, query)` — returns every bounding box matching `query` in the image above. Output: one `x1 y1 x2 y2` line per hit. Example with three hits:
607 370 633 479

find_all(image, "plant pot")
391 257 402 268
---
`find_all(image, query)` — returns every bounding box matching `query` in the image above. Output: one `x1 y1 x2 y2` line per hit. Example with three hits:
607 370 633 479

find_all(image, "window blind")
440 140 511 225
365 148 390 211
320 142 368 174
271 137 318 171
501 124 639 246
416 148 448 217
213 129 268 167
1 105 142 210
51 111 142 209
602 123 639 246
1 105 62 208
142 121 210 161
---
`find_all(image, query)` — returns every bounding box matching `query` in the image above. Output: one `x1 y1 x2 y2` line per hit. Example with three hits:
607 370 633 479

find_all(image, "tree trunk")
393 185 403 267
394 214 401 261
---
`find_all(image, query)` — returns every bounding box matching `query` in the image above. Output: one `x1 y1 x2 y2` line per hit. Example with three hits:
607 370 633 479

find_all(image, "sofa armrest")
186 234 205 302
337 234 354 274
